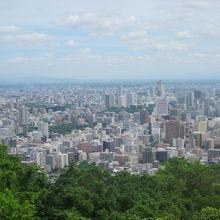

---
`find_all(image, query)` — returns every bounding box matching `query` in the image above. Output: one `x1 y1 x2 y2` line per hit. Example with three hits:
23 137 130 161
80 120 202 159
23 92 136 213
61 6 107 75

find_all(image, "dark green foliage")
49 123 93 135
0 144 47 219
2 144 220 219
28 126 38 132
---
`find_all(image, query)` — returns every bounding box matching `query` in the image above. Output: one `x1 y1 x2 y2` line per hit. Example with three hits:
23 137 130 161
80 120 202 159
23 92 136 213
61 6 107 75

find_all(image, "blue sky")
0 0 220 80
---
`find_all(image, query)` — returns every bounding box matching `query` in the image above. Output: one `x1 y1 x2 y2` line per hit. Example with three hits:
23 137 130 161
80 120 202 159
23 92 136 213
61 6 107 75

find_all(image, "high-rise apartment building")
165 120 185 144
126 93 137 107
105 94 115 108
38 122 49 138
156 100 168 116
156 80 166 97
142 147 156 163
140 110 149 125
19 106 29 134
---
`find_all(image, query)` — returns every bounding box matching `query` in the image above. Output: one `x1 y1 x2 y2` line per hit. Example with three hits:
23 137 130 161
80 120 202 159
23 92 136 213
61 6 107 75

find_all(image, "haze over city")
1 0 220 81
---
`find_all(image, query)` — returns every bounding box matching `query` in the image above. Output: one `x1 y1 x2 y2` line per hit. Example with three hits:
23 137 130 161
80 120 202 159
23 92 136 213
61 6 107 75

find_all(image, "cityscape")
1 0 220 219
1 80 220 175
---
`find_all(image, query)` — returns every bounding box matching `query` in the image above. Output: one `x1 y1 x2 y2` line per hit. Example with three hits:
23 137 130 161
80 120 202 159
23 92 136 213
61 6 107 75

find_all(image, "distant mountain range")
0 75 78 85
1 74 220 86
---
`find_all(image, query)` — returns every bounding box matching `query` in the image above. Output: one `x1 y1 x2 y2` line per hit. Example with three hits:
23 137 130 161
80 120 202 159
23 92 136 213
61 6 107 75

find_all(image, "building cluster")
1 81 220 175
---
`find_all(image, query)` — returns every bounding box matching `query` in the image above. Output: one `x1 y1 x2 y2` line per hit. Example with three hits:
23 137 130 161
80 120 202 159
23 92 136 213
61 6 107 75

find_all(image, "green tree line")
49 123 94 135
1 144 220 219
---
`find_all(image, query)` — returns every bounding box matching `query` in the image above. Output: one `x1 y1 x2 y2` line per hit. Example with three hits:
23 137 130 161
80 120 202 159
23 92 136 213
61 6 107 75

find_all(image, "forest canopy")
1 144 220 220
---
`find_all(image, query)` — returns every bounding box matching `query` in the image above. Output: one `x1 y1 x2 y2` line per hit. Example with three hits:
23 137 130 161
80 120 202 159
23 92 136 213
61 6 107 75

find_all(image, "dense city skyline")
1 0 220 80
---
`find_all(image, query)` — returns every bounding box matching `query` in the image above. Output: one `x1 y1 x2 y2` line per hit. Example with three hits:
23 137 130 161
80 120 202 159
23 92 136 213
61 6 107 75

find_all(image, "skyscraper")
140 109 149 125
19 106 29 134
116 85 124 107
105 94 115 108
116 85 123 97
103 140 115 152
165 120 185 144
156 100 168 116
187 91 195 108
38 122 49 138
156 80 166 97
142 147 156 163
126 93 137 107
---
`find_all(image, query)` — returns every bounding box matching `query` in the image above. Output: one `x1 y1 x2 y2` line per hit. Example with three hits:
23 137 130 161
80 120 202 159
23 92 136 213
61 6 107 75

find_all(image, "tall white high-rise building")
118 95 127 107
105 94 115 108
177 93 188 105
116 85 124 107
156 80 166 97
19 106 28 125
187 91 195 108
56 153 69 169
38 122 49 138
126 93 137 107
116 85 123 97
33 151 45 167
156 100 169 116
19 106 29 133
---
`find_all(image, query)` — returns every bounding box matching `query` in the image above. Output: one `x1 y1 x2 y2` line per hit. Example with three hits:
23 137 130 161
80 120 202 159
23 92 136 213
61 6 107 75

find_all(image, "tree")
200 207 220 220
0 189 35 220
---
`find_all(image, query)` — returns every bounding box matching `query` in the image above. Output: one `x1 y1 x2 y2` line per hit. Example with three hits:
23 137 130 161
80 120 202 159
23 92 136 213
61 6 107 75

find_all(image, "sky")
0 0 220 81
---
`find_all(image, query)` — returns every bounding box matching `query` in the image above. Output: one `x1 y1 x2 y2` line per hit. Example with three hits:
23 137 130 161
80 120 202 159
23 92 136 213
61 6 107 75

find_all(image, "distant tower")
156 80 166 97
116 85 123 97
19 106 29 134
105 94 115 108
187 91 195 108
126 93 137 107
116 85 124 107
38 122 49 139
142 147 156 163
140 109 149 125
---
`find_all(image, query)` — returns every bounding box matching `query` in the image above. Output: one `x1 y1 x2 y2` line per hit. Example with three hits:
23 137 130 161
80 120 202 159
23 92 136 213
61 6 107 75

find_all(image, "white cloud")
66 40 78 47
3 33 50 41
60 12 146 32
202 24 220 37
102 32 115 37
121 30 189 52
1 1 220 79
7 53 54 63
107 57 126 65
185 52 220 64
134 41 189 51
9 57 30 62
90 31 115 38
54 42 61 47
79 48 92 53
0 3 8 10
190 53 220 58
59 53 151 66
44 53 54 57
128 16 137 23
187 1 213 9
121 31 147 41
175 31 195 39
59 53 103 64
0 25 20 32
120 30 149 46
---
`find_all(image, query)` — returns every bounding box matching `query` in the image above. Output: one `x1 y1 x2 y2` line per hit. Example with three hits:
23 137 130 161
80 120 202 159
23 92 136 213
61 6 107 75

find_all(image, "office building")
156 80 166 97
142 147 156 163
